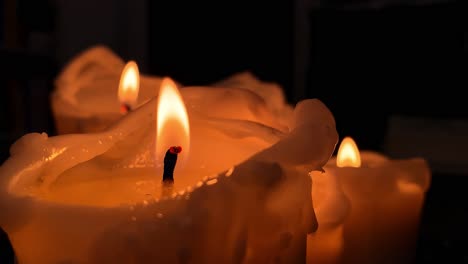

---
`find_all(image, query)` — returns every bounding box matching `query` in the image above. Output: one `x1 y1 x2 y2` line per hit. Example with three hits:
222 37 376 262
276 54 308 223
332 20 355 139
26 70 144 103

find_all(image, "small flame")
337 137 361 167
156 77 190 164
118 61 140 108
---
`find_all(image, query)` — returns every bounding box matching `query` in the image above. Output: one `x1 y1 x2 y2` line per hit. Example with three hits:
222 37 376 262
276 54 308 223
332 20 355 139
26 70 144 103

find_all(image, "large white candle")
0 78 338 263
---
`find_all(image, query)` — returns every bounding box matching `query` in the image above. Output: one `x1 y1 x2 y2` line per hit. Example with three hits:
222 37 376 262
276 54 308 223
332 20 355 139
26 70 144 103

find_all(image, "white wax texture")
1 78 338 263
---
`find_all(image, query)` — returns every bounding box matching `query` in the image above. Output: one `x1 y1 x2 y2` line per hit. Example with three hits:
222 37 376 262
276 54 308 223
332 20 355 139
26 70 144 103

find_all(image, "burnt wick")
162 146 182 188
120 103 131 114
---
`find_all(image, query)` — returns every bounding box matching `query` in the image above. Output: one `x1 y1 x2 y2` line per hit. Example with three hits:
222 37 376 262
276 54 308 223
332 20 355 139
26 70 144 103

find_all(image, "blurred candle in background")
328 137 431 264
51 46 163 134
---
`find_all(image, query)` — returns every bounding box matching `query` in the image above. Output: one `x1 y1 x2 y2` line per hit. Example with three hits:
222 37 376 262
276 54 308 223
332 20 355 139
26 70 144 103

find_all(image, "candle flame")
118 61 140 108
156 77 190 164
337 137 361 167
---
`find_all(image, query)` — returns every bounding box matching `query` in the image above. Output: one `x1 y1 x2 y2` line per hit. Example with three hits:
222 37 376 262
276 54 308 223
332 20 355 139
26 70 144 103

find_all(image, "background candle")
51 45 293 135
327 137 431 264
1 77 338 263
214 71 293 128
52 45 164 134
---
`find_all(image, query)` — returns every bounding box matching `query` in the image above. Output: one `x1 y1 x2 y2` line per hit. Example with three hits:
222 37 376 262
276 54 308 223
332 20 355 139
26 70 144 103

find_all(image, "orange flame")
337 137 361 167
156 77 190 164
118 61 140 108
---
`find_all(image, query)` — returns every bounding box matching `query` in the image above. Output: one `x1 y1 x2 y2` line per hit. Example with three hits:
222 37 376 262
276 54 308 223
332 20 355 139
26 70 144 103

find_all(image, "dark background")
0 0 466 263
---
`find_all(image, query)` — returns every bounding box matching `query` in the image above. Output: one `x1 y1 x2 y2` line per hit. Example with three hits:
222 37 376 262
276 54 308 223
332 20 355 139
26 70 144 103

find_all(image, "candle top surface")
4 82 339 207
